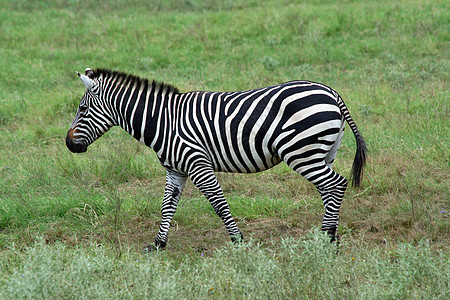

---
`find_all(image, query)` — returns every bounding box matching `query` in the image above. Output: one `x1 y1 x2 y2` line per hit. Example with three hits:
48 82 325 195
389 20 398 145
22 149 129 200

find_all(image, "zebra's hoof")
322 225 339 243
231 232 244 244
143 244 157 253
329 233 338 243
143 242 166 253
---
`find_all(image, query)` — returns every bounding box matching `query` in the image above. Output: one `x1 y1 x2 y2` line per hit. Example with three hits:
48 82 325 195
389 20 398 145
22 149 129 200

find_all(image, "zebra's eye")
79 104 88 113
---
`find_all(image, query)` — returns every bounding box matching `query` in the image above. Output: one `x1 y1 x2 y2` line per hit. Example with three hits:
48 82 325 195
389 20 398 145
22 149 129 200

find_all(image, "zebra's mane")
95 68 180 95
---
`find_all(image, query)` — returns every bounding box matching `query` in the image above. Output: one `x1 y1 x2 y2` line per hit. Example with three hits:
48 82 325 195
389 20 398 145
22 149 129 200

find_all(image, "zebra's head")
66 68 113 153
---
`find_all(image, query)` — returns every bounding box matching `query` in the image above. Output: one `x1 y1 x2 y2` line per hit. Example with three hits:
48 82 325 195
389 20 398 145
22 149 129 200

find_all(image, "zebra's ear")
77 71 94 91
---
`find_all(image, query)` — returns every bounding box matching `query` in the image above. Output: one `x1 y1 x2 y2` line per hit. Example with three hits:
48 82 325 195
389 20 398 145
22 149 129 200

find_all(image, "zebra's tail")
336 94 367 187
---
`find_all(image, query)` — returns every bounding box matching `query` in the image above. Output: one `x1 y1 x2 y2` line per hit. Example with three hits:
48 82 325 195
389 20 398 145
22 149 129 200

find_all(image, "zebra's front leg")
144 170 187 252
189 165 243 244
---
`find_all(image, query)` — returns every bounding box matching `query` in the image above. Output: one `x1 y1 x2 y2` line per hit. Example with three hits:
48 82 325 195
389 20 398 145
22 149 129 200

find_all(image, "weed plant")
1 229 448 299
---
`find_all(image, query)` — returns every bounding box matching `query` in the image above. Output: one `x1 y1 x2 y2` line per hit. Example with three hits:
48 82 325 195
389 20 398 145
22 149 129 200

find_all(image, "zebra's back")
174 81 343 174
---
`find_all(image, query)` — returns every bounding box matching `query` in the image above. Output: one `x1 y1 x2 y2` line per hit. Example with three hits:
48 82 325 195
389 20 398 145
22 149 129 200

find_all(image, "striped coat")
67 68 367 250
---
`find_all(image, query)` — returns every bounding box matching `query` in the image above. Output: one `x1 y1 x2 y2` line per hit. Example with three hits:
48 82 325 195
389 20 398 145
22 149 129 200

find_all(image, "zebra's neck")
97 69 179 150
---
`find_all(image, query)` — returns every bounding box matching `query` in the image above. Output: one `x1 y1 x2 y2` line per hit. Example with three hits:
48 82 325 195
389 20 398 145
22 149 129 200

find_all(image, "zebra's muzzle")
66 130 87 153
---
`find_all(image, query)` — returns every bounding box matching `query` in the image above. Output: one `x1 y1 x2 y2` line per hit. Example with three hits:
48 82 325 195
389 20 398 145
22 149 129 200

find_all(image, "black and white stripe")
67 68 367 250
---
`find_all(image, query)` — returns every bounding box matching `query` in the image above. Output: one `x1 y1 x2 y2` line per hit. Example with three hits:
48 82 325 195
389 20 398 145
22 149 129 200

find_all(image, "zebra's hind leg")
316 173 348 243
189 164 243 244
289 160 347 243
144 170 187 252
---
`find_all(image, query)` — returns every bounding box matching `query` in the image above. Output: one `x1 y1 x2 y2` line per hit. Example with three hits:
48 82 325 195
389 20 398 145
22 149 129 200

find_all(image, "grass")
0 0 449 298
1 230 448 299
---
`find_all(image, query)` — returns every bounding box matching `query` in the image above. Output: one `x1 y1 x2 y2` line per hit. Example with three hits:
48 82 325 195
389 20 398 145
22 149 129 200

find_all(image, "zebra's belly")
211 149 282 173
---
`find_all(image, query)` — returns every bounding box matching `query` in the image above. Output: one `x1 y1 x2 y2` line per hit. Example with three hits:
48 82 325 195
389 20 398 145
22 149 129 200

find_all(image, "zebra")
66 68 367 251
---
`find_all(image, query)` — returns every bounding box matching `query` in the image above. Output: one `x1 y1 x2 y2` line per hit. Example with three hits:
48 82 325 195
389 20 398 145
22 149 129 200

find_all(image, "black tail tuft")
351 134 367 187
335 93 367 187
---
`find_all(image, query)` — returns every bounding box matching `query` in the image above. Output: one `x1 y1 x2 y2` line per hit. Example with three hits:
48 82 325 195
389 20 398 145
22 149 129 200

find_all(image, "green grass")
1 230 448 299
0 0 448 298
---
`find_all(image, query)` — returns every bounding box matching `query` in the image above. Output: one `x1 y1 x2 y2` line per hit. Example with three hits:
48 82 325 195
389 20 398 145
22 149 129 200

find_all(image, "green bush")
1 230 448 299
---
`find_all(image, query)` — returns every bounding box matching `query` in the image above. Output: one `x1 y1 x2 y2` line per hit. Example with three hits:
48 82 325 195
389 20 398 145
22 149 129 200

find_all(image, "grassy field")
0 0 448 298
